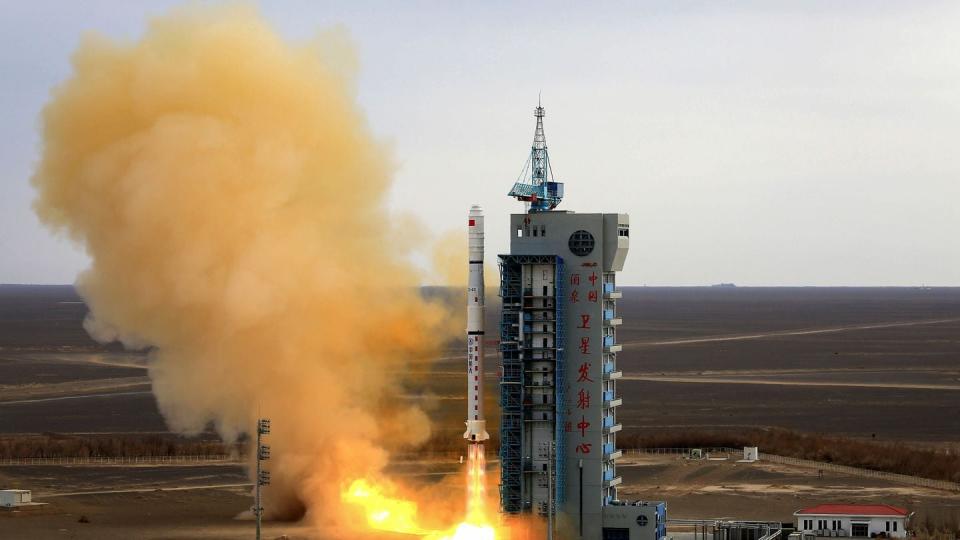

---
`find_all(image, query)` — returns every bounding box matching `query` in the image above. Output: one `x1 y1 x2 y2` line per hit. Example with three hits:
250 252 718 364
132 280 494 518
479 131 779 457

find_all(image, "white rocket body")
464 205 489 442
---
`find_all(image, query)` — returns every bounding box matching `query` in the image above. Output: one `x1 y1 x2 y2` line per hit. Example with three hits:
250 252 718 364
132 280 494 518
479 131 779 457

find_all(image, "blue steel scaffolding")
499 254 565 514
498 255 524 514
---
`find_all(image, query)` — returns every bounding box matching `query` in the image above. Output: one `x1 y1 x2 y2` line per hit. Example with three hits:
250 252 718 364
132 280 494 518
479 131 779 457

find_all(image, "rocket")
464 205 490 443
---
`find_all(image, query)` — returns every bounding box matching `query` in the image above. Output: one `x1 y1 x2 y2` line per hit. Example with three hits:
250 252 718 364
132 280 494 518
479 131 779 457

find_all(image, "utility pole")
254 418 271 540
578 458 583 539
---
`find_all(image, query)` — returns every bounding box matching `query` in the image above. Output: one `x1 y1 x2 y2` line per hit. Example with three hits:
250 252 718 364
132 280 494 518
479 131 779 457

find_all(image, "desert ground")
2 284 959 537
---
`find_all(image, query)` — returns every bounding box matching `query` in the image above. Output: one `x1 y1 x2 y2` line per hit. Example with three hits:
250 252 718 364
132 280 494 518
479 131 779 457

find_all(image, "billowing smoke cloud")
32 4 457 529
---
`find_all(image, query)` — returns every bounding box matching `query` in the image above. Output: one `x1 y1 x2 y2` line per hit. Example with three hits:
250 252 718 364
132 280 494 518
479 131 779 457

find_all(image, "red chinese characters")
568 271 597 459
577 314 590 329
577 416 590 437
577 362 593 382
576 388 590 409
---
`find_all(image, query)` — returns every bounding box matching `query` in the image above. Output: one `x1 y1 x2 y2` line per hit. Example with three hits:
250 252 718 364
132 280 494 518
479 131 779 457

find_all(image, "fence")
625 447 741 456
758 453 960 493
0 454 239 466
626 447 960 492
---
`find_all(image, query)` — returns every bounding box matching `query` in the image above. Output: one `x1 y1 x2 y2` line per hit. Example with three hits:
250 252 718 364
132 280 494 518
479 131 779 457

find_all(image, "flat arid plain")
2 285 959 538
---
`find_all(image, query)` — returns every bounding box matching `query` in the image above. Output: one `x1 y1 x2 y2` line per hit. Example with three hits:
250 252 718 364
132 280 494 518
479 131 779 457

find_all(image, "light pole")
254 418 271 540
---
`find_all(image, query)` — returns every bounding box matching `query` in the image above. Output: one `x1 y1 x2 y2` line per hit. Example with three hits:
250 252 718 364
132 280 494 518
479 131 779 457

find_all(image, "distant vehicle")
711 283 737 288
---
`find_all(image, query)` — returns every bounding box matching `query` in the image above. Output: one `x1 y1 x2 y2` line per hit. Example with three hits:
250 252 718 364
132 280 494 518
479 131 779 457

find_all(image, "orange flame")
342 444 499 539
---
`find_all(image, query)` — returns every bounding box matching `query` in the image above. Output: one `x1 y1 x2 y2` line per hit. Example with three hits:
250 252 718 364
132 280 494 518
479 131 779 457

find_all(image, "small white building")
0 489 32 508
795 504 910 538
743 446 759 461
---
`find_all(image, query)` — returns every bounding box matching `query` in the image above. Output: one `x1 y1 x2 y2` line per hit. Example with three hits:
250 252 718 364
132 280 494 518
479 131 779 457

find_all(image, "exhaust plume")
32 3 458 530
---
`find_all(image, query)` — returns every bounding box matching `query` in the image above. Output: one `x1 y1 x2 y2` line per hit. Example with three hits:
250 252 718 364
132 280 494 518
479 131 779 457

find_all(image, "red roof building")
794 504 911 538
795 504 909 517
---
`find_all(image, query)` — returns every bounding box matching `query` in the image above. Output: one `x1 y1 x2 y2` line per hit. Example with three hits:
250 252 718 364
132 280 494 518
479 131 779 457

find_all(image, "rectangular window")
893 522 897 532
886 522 890 532
541 226 546 237
532 227 537 237
602 528 630 540
516 227 522 237
542 338 548 348
543 285 548 296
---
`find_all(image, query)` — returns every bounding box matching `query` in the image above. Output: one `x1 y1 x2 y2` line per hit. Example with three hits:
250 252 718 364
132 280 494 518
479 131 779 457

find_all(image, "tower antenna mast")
508 101 564 212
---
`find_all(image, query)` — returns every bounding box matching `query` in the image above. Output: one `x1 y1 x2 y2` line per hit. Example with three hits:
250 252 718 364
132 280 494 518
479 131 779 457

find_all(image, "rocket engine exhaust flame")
459 444 495 540
30 3 472 534
342 444 498 540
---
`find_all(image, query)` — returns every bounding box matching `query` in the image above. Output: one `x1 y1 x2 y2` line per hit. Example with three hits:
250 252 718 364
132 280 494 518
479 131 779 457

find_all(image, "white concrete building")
0 489 32 508
795 504 910 538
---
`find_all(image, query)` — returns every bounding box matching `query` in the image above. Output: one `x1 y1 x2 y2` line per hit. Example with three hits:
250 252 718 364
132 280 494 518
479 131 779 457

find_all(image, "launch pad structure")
474 103 667 540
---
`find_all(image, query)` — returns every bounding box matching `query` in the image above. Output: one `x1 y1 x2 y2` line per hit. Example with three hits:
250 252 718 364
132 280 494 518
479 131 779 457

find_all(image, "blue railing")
603 309 614 320
603 416 615 428
603 335 614 347
603 362 615 374
603 469 614 481
603 442 615 455
603 390 614 402
603 282 615 293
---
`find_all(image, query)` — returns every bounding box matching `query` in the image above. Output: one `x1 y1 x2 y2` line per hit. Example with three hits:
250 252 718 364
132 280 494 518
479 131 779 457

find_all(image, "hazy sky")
2 1 958 286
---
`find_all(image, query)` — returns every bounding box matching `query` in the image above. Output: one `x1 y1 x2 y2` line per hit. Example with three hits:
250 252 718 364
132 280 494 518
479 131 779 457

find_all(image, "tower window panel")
568 230 595 256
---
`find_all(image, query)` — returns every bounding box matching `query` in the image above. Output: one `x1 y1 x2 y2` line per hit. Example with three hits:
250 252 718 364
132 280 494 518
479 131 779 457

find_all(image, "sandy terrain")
2 285 959 536
617 454 960 525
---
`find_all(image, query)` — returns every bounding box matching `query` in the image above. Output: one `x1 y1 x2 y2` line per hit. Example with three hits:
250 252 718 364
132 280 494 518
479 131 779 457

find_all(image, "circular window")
568 230 595 257
637 515 648 527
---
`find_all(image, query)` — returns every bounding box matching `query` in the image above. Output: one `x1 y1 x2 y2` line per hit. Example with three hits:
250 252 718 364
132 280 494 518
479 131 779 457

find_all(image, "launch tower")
498 104 666 540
